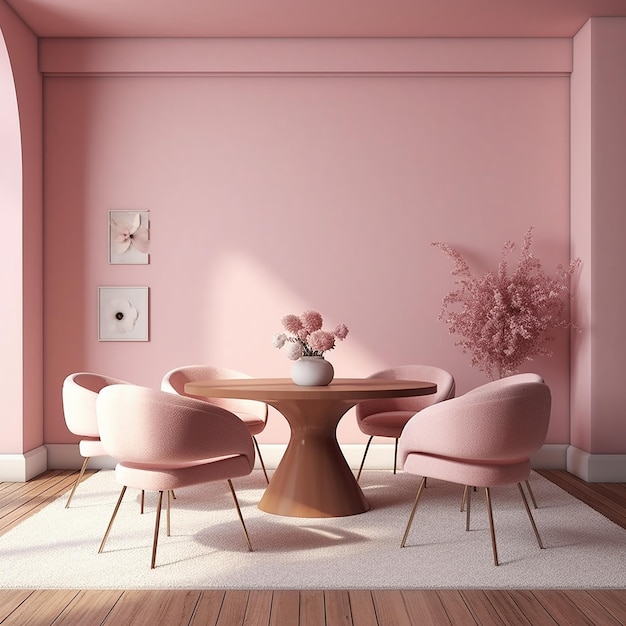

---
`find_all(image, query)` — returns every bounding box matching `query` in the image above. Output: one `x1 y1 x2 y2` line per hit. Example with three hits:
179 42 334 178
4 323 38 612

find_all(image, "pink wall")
571 18 626 454
40 38 574 447
0 2 42 454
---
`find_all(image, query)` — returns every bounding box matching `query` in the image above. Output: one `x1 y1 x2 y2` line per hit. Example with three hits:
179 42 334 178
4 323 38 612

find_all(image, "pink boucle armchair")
355 365 455 480
398 379 551 566
161 365 270 483
62 372 130 508
96 384 256 569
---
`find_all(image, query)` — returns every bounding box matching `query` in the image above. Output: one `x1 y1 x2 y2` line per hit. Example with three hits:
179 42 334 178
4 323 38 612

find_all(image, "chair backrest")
464 373 544 396
356 365 455 420
62 372 129 438
161 365 268 420
96 384 255 466
399 381 551 465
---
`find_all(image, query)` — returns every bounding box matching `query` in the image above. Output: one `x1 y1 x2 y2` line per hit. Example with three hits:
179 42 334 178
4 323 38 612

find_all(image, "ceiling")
5 0 626 39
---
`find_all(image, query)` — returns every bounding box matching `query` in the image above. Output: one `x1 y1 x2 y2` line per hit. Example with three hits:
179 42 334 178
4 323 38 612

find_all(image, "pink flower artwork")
109 210 150 264
433 227 581 379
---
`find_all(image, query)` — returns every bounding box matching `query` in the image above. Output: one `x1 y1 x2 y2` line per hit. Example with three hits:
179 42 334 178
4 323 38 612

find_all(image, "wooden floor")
0 469 625 625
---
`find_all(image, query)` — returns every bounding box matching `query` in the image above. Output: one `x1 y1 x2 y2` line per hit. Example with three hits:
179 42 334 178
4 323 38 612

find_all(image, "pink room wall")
40 38 575 448
0 2 42 456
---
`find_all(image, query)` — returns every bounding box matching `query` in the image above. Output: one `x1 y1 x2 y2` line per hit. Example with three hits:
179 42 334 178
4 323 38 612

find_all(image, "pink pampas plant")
433 227 581 379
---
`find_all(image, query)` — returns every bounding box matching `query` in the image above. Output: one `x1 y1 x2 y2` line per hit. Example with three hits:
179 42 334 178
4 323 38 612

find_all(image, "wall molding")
8 444 622 482
35 442 570 477
567 446 626 483
39 37 572 77
0 446 47 481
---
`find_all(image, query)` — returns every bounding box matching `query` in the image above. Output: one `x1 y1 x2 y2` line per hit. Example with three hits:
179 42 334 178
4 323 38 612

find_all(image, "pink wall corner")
571 18 626 454
0 3 43 455
570 20 593 452
41 38 574 447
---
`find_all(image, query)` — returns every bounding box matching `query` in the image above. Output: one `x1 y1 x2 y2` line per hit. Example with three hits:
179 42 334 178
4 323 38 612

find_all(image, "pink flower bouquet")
272 310 349 360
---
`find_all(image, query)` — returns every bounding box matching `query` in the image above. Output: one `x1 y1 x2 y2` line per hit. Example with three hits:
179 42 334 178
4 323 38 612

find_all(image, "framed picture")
108 210 150 264
98 286 149 341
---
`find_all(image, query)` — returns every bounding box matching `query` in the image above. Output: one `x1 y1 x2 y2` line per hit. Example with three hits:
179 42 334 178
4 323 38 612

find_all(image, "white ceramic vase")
290 356 334 386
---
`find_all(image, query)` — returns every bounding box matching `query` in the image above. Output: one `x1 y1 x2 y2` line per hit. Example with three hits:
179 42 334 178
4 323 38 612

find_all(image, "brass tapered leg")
99 486 127 554
393 438 399 474
524 479 538 509
465 485 472 531
484 487 499 566
141 490 175 514
253 436 269 484
151 491 164 569
228 479 253 552
166 489 171 537
461 486 477 511
66 457 91 508
401 476 427 548
356 436 374 482
518 482 544 549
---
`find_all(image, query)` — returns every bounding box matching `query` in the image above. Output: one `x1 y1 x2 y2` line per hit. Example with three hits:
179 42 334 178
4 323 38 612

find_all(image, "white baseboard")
530 444 569 470
4 443 622 483
46 444 117 471
259 443 400 472
567 446 626 482
43 443 404 473
257 443 571 472
0 446 48 481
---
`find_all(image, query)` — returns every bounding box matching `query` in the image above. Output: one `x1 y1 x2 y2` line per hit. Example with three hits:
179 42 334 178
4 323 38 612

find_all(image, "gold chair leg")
166 489 171 537
150 491 164 569
401 476 427 548
98 486 127 554
465 485 472 531
484 487 499 566
393 438 399 474
65 456 91 508
253 436 269 484
356 436 374 482
524 479 538 509
141 489 175 514
461 485 478 512
517 483 544 549
228 479 253 552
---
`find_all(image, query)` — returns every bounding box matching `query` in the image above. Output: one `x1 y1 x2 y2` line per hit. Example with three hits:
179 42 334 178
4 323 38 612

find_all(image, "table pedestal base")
258 399 370 517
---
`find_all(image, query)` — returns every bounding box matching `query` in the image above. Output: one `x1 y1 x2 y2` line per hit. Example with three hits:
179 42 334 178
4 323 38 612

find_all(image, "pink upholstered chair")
62 372 130 508
464 373 545 509
161 365 270 482
398 380 551 565
354 365 455 480
96 384 255 569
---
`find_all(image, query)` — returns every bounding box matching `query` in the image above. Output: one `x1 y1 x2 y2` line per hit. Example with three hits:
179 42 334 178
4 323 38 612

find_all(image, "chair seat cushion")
116 453 254 491
236 412 266 436
79 438 107 458
403 452 531 487
359 411 415 438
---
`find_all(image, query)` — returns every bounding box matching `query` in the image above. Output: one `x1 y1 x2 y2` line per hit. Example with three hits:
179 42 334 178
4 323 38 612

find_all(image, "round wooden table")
184 377 437 518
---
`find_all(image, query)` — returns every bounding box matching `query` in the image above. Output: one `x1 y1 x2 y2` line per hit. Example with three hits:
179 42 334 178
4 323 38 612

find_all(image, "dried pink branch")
433 227 581 379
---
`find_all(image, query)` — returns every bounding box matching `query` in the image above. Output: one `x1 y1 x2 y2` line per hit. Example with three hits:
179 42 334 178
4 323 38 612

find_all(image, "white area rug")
1 470 625 589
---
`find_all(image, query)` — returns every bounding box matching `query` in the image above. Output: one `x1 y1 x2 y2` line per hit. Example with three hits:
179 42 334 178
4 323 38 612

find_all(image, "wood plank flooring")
0 469 625 625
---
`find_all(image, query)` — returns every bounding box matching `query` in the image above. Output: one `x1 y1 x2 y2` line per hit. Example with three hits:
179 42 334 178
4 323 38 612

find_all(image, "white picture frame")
98 286 149 341
108 210 150 264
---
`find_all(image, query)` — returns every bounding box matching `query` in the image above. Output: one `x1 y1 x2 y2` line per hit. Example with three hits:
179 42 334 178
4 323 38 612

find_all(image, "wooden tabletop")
184 377 437 401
